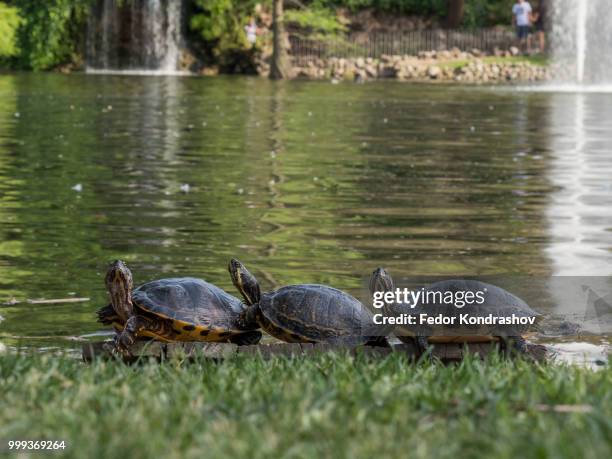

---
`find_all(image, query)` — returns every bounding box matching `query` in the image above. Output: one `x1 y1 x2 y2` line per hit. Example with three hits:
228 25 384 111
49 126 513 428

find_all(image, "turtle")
97 260 261 352
228 258 388 347
369 267 541 356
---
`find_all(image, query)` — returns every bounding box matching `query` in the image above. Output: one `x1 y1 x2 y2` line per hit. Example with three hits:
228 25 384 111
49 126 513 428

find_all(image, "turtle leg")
97 303 120 325
416 336 434 362
500 336 528 356
237 304 260 330
115 315 158 353
229 330 262 346
365 336 390 347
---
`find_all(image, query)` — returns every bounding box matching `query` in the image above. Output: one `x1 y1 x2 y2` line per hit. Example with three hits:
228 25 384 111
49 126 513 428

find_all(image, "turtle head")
229 258 261 306
369 267 398 318
369 267 394 295
105 260 134 320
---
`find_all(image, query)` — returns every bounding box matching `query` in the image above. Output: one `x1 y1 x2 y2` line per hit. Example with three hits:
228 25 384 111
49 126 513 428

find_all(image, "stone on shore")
286 48 550 84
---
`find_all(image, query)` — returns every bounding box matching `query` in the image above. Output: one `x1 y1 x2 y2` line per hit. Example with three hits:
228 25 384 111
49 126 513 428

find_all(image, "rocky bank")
287 47 550 83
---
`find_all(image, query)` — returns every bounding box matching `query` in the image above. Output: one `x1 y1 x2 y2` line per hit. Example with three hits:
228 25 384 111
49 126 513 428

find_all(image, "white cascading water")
86 0 183 74
574 0 587 83
550 0 612 88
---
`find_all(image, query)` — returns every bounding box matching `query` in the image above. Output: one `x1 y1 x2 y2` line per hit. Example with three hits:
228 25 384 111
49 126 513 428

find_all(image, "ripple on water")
0 75 610 348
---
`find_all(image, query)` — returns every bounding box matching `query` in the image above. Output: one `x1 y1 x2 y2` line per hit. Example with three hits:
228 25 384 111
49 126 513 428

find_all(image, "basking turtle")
228 259 388 347
369 268 541 355
97 260 261 352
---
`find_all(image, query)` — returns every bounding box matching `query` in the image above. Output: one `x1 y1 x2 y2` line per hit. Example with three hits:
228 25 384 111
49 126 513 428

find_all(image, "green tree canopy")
0 2 20 58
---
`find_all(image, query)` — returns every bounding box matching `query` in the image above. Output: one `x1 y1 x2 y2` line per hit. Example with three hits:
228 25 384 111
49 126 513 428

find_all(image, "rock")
509 46 520 56
201 66 219 76
427 65 441 79
365 64 377 78
284 51 550 84
179 50 197 72
343 69 355 81
380 65 397 78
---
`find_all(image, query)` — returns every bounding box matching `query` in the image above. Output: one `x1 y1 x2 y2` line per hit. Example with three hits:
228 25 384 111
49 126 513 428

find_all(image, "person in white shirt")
512 0 533 51
245 17 258 47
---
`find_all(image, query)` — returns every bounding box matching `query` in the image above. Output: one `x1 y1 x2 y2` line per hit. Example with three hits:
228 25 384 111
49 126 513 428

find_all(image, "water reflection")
544 92 612 338
0 75 610 350
546 92 612 275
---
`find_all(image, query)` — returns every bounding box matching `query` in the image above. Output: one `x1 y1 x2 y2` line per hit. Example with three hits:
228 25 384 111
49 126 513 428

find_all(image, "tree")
270 0 289 79
445 0 465 28
0 2 20 59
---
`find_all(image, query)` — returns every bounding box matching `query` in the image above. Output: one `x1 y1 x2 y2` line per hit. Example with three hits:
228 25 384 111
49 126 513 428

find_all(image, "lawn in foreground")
0 351 610 459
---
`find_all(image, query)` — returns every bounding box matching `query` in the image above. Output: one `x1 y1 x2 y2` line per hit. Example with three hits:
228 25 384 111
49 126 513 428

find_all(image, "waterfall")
86 0 183 74
550 0 612 87
574 0 586 83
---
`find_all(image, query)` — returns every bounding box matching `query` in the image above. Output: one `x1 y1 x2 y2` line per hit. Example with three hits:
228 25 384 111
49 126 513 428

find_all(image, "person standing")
512 0 533 51
245 17 258 47
532 0 547 53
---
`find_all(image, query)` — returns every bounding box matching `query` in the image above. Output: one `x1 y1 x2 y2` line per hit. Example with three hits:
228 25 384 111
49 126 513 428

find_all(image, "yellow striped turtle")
97 260 261 352
228 259 388 347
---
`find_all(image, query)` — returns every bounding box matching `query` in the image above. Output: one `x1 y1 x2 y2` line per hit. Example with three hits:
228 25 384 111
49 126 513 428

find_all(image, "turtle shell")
132 277 247 341
396 279 541 342
258 284 375 346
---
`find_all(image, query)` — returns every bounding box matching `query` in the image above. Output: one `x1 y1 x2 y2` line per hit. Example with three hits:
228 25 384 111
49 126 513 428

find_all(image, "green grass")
441 55 550 70
0 352 610 459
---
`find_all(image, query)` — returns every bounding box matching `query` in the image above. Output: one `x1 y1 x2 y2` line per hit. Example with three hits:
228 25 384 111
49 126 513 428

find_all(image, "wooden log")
165 342 238 360
27 297 90 305
392 342 418 357
165 342 193 360
3 297 90 306
474 342 492 359
440 343 463 361
524 343 548 363
299 343 315 356
82 340 550 363
129 341 165 359
353 346 393 358
82 342 105 362
261 343 302 357
237 345 264 357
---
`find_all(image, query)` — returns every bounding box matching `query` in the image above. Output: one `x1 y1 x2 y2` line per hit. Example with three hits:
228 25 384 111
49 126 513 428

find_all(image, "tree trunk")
445 0 465 29
270 0 289 79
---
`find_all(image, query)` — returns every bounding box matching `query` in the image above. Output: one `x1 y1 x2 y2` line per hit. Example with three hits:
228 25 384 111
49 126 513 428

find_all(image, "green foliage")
11 0 92 70
311 0 447 16
462 0 514 28
190 0 264 57
285 6 347 35
0 2 21 58
440 55 549 70
309 0 515 26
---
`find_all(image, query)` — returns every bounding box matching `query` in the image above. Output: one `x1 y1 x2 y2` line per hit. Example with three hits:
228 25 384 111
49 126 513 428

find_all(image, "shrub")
0 2 21 58
11 0 91 70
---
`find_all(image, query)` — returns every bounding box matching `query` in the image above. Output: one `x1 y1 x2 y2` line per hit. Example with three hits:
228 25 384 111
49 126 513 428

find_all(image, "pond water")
0 74 610 361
